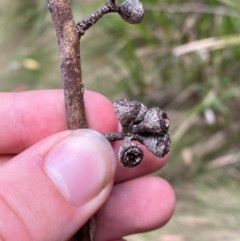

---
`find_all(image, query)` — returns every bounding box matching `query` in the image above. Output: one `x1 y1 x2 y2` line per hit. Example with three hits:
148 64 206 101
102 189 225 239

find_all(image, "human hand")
0 90 175 241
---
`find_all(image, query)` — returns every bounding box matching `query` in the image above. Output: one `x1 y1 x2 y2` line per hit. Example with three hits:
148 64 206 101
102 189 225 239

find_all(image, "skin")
0 90 175 241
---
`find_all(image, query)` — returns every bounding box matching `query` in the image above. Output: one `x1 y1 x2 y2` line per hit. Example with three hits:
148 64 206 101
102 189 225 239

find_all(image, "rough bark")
48 0 87 130
48 1 92 240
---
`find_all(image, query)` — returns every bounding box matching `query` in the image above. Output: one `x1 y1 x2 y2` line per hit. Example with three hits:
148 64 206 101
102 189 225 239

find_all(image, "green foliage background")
1 0 240 240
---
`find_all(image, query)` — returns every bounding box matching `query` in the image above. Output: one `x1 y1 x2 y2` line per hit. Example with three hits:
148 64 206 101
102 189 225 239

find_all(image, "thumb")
0 129 116 241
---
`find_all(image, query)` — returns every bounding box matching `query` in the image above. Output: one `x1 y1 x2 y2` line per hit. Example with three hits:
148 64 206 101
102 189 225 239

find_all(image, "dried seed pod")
143 134 171 158
118 0 144 24
119 138 143 167
133 102 147 124
104 98 172 167
136 107 170 135
114 99 141 129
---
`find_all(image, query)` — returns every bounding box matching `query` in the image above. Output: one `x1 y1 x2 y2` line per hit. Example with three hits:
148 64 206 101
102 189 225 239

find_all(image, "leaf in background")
218 0 240 11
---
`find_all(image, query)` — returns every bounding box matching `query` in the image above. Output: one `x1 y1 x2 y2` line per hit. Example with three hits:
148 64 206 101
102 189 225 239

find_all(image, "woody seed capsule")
118 0 144 24
104 98 171 168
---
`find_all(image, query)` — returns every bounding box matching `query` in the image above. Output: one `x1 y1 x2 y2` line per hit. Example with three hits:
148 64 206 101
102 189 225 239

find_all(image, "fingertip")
139 177 176 229
94 176 175 241
111 177 176 232
44 129 116 207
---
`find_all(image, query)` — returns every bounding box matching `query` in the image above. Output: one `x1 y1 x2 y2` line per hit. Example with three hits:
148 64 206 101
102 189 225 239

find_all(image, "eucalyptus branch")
48 0 87 130
48 1 91 240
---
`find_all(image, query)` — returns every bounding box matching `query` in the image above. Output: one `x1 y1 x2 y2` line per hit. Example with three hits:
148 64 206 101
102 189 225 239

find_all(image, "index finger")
0 90 118 153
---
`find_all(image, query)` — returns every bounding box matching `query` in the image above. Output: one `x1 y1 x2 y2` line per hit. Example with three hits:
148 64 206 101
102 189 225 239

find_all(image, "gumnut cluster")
104 99 171 168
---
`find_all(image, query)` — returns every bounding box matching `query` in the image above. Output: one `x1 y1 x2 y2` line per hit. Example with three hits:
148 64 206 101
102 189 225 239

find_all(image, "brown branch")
48 0 87 130
48 0 92 240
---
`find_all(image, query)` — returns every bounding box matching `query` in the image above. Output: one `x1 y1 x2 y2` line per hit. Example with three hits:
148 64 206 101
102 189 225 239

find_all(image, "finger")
94 177 175 241
0 129 116 241
0 90 118 153
0 155 15 166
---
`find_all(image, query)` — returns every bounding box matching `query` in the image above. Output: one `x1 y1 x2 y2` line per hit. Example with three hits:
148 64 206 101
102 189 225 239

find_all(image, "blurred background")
1 0 240 240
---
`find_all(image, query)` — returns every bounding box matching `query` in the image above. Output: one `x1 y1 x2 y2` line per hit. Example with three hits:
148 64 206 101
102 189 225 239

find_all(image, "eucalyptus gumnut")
118 0 144 24
135 108 170 135
119 137 143 167
133 102 147 124
114 99 141 129
114 99 147 129
143 134 171 158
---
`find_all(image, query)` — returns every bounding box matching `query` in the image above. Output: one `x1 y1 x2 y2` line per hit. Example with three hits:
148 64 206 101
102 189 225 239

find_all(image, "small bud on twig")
76 0 144 37
119 0 144 24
